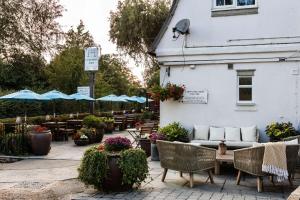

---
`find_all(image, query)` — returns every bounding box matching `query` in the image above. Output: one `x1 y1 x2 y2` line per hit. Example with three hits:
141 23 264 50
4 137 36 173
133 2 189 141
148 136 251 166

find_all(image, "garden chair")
156 140 216 188
234 145 299 192
114 116 126 131
126 114 136 128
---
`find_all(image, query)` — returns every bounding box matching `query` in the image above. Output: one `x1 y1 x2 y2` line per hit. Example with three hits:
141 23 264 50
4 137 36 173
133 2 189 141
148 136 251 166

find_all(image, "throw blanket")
262 142 288 182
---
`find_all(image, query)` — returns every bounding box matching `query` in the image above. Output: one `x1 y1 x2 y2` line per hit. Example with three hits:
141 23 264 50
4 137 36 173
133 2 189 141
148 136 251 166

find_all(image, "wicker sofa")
234 145 300 192
156 140 216 188
190 125 259 149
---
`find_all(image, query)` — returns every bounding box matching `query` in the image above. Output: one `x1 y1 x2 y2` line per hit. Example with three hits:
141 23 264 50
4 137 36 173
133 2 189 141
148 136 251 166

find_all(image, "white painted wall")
160 62 300 141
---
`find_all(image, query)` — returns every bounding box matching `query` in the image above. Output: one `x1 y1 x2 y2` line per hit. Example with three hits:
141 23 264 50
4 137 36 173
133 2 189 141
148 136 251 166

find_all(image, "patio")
0 131 298 200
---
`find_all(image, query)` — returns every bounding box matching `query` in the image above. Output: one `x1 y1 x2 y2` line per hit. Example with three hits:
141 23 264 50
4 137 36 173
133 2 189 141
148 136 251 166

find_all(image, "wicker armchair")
156 140 216 188
234 145 299 192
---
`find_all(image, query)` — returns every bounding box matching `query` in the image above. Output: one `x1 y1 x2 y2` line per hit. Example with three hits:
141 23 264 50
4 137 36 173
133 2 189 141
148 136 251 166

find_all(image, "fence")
0 123 30 155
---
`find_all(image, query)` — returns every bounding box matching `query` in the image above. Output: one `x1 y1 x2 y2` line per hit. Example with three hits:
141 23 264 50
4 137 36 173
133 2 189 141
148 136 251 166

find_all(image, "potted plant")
83 115 106 143
266 122 297 142
103 117 115 133
28 125 52 155
73 132 89 146
158 122 190 142
149 132 166 161
78 136 149 192
151 83 185 102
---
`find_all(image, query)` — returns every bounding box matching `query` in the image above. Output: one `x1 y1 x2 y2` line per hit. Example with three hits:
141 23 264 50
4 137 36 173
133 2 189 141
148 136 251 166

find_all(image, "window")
237 70 255 105
214 0 256 8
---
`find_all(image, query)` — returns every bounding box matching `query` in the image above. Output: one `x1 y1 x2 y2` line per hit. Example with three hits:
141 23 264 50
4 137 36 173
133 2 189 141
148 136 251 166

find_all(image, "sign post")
84 46 100 114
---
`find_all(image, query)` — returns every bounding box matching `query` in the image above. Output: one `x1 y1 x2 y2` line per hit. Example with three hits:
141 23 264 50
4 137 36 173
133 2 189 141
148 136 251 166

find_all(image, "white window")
236 70 255 105
214 0 256 9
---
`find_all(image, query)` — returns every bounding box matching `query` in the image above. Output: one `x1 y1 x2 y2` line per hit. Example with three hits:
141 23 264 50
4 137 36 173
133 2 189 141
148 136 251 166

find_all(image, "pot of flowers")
149 132 166 161
78 136 149 192
83 115 106 143
266 122 297 142
104 118 115 134
28 125 52 155
73 132 89 146
139 134 151 157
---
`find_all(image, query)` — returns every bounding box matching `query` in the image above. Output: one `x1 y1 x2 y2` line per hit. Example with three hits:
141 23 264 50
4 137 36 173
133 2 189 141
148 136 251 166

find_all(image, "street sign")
77 86 90 97
84 47 99 71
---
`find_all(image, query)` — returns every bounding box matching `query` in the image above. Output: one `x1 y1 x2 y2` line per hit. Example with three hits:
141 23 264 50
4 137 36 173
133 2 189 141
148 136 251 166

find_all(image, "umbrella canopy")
0 89 50 101
126 96 145 103
41 90 73 100
97 94 127 102
138 96 154 103
69 93 94 101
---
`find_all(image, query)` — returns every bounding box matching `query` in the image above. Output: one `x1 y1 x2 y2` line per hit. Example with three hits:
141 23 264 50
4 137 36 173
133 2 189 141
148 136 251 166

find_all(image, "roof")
149 0 180 55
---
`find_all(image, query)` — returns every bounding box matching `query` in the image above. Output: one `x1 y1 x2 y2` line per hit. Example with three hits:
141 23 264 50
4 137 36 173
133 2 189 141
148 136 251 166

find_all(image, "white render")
154 0 300 141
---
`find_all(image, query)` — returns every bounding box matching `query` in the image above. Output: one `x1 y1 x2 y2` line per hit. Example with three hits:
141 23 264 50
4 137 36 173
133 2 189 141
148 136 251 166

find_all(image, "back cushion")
241 126 257 142
209 127 225 141
194 125 209 140
225 127 241 141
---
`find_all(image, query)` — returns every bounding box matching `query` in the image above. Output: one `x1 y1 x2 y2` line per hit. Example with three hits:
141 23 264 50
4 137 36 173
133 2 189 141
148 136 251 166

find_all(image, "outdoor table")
215 150 234 175
126 128 141 147
67 119 83 130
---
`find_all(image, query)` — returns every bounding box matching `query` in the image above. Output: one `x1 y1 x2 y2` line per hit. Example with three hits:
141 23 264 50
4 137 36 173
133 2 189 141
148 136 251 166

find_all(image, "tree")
109 0 170 87
0 0 63 58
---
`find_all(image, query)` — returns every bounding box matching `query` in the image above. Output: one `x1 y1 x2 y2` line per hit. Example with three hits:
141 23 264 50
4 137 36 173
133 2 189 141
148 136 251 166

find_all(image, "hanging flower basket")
150 83 185 102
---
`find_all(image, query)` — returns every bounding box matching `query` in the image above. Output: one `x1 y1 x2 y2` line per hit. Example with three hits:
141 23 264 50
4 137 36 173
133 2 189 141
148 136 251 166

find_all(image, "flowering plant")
149 132 166 144
80 135 88 140
33 126 48 133
151 83 185 102
104 137 132 152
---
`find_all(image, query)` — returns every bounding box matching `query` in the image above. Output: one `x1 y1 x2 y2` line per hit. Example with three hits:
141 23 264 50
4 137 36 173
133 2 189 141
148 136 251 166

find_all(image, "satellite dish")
173 19 190 35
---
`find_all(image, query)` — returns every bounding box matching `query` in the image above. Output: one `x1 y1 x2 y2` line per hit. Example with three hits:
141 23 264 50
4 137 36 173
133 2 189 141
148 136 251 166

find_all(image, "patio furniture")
114 116 126 131
282 135 300 172
126 114 136 128
190 125 259 149
43 122 68 141
156 140 216 188
288 186 300 200
234 145 299 192
67 119 83 130
127 128 140 147
215 150 234 175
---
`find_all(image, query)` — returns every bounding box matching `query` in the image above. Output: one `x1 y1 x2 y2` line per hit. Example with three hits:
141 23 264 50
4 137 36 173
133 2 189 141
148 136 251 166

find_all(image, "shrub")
83 115 106 129
104 137 131 152
158 122 189 142
266 122 297 141
0 133 30 155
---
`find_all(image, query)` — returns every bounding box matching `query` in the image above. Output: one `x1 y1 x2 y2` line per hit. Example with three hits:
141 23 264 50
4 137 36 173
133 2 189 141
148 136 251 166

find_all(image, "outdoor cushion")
241 126 257 142
194 125 209 140
225 141 258 148
225 127 241 141
209 127 224 141
190 140 257 148
285 139 299 145
190 140 221 146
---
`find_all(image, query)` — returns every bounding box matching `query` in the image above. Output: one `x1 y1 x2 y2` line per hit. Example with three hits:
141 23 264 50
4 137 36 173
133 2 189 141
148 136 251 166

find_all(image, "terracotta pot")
30 131 52 155
102 154 133 192
139 139 151 157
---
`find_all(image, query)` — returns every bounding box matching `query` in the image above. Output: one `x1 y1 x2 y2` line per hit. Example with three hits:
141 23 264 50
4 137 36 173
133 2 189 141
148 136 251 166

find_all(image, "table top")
67 119 83 122
216 150 234 162
43 122 67 125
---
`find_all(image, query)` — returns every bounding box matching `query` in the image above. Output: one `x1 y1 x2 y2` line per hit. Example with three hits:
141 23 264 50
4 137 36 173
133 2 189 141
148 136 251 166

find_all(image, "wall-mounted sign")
182 90 208 104
77 86 90 97
84 47 99 71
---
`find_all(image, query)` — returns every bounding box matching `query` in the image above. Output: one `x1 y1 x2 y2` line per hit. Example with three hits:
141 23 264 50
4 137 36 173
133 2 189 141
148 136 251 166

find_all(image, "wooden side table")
215 150 234 175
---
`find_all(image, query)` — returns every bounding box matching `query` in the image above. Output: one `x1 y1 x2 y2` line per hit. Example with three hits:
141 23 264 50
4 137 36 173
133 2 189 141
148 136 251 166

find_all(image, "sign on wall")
84 47 99 71
182 90 208 104
77 86 90 97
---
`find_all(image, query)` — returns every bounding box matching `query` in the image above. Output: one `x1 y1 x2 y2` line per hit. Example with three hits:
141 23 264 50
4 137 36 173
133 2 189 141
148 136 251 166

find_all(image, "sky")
58 0 144 82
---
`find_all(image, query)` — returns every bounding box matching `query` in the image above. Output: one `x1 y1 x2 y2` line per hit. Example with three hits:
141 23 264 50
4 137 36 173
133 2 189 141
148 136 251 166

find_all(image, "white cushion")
225 127 241 141
241 126 257 142
209 127 224 141
225 141 258 148
284 139 298 145
194 125 209 140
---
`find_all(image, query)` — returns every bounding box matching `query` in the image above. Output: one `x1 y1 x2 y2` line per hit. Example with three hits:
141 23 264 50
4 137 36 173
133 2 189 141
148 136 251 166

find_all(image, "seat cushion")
241 125 257 142
225 141 258 148
284 139 298 145
190 140 221 147
225 127 241 141
194 125 209 140
209 127 224 141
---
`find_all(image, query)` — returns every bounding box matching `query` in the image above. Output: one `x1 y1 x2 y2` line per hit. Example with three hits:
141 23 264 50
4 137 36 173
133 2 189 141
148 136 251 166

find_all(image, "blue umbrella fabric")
69 93 95 101
41 90 74 118
0 89 50 122
97 94 127 102
126 96 144 103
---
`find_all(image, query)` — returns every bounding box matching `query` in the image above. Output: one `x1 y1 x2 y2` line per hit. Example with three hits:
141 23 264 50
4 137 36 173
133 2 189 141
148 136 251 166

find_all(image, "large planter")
105 122 114 134
74 139 89 146
29 131 52 155
151 143 160 161
139 139 151 157
102 154 133 192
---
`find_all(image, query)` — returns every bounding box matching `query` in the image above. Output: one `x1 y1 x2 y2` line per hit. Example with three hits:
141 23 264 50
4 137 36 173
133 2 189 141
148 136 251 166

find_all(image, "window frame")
237 75 254 105
213 0 257 10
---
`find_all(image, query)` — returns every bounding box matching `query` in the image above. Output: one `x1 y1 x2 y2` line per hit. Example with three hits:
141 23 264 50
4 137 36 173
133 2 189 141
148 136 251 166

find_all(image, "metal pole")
89 72 95 114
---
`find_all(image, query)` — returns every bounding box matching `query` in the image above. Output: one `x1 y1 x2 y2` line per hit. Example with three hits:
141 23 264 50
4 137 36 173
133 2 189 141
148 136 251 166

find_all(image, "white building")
150 0 300 141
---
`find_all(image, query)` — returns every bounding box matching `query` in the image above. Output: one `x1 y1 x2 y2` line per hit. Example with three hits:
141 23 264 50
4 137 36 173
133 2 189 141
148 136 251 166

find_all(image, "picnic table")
66 119 83 130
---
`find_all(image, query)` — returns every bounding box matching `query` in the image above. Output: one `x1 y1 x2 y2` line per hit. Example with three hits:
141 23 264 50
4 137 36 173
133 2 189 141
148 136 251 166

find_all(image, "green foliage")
266 122 297 140
78 146 108 190
151 83 185 102
159 122 189 142
141 111 154 121
118 149 149 186
0 133 30 155
83 115 106 129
